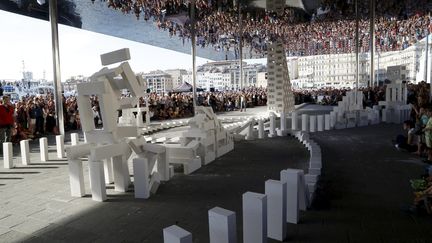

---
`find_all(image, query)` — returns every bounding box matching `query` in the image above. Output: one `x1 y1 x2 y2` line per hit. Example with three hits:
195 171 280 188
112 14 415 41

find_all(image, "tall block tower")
266 40 295 114
266 0 295 114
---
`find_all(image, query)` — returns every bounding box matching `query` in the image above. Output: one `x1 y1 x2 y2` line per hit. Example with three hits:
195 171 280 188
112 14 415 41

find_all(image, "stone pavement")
0 134 308 242
1 105 432 242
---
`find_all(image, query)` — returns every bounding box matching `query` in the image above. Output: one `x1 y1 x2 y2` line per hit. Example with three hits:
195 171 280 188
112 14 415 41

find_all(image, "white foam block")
71 133 79 146
163 225 193 243
56 135 65 159
208 207 237 243
280 170 300 224
242 192 267 243
88 159 107 202
133 158 150 199
324 114 331 130
309 115 317 133
265 180 287 241
20 140 30 165
3 142 13 169
68 159 85 197
258 119 264 139
317 115 324 132
100 48 131 66
301 114 309 132
39 137 49 162
291 112 298 130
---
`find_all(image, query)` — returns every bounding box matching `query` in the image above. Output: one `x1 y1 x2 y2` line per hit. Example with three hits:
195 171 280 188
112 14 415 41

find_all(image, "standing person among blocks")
0 95 15 145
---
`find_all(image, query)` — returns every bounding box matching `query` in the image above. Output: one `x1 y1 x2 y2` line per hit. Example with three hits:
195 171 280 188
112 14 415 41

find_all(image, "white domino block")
317 115 324 132
242 192 267 243
163 225 193 243
324 114 331 130
89 159 107 202
280 170 300 224
265 180 287 241
100 48 131 66
39 137 49 162
280 112 286 131
56 135 65 159
3 142 13 169
104 159 114 184
309 115 317 133
268 114 276 138
301 114 309 132
112 155 128 192
208 207 237 243
71 133 79 146
133 158 150 199
258 120 264 139
68 159 85 197
20 140 30 165
291 112 298 130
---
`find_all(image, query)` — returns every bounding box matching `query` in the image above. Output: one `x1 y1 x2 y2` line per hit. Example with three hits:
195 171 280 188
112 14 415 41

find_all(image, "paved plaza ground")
0 105 432 242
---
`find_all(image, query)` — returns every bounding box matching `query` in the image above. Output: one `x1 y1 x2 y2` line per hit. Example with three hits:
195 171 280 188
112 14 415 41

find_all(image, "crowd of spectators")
96 0 432 57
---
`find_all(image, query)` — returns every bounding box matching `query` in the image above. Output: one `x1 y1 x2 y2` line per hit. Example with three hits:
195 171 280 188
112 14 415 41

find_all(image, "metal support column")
49 0 64 135
355 0 359 101
238 1 243 91
369 0 375 87
191 0 197 114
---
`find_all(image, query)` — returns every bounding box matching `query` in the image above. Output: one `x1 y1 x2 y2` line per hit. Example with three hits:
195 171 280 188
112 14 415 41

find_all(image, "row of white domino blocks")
142 120 190 135
291 131 322 200
162 168 309 243
2 133 80 169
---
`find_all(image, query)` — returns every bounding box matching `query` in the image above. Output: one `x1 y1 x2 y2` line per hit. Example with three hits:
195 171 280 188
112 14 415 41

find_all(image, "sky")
0 10 214 81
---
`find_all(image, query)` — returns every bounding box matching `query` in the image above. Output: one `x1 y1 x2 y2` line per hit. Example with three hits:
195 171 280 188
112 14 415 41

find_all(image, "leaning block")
133 158 151 199
163 225 193 243
39 137 49 162
104 159 114 184
56 135 66 159
100 48 131 66
20 140 30 165
280 112 287 131
280 169 300 224
243 192 267 243
265 180 287 241
3 142 13 169
208 207 237 243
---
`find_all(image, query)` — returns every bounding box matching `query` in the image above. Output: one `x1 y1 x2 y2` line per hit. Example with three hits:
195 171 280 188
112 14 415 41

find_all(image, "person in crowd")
395 120 418 152
0 95 15 145
423 109 432 163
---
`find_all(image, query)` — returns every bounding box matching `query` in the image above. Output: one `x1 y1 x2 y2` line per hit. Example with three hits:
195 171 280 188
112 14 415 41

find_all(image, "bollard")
309 115 317 133
208 207 237 243
40 137 49 162
258 119 264 139
3 142 13 169
265 180 287 241
291 111 298 130
71 133 79 146
20 140 30 165
243 192 267 243
56 135 65 159
163 225 193 243
301 114 309 132
324 114 331 130
317 115 324 132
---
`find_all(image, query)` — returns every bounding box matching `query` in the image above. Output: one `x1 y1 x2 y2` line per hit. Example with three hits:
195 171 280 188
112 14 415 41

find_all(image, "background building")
142 70 173 93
